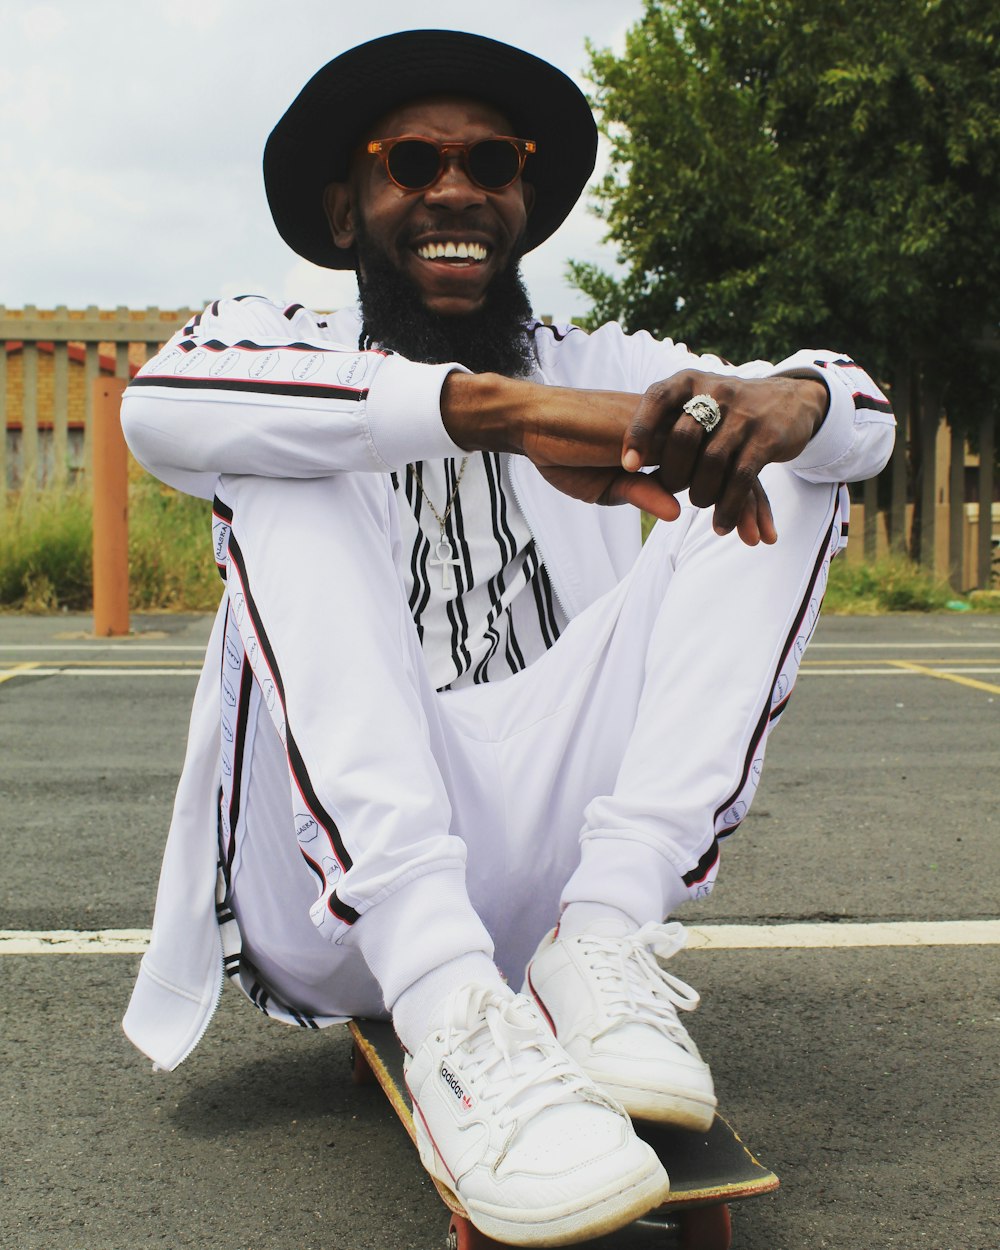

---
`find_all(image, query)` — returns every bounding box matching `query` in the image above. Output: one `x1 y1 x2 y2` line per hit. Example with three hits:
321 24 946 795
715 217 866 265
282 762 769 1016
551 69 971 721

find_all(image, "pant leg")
449 468 841 979
566 467 842 915
217 470 493 1010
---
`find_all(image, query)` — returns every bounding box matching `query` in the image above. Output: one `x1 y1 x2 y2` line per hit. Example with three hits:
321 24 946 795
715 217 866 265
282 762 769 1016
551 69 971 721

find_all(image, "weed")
0 479 219 612
824 555 955 614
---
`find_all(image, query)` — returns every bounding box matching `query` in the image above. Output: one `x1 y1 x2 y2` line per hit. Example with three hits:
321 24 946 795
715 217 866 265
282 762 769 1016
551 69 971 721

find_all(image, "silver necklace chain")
412 456 469 590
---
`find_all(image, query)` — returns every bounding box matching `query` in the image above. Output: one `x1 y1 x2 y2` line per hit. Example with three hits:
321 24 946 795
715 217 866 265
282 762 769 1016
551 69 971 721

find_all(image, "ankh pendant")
431 537 461 590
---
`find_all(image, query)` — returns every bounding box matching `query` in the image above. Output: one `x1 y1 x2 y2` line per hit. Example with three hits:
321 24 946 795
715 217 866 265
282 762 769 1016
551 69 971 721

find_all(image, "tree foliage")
574 0 1000 428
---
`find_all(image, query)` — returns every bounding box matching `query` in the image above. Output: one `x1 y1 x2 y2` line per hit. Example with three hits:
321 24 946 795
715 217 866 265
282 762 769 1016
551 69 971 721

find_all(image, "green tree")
574 0 1000 434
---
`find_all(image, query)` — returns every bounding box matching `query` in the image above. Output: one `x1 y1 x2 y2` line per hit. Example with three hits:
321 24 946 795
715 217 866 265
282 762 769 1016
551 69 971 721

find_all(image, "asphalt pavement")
1 610 998 1250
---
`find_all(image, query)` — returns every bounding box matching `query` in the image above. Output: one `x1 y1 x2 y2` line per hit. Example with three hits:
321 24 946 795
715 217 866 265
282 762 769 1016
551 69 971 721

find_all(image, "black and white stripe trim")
682 493 842 890
225 532 360 927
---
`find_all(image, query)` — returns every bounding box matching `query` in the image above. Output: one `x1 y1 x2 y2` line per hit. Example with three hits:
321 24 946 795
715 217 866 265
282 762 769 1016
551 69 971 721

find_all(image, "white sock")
392 951 506 1053
557 901 639 940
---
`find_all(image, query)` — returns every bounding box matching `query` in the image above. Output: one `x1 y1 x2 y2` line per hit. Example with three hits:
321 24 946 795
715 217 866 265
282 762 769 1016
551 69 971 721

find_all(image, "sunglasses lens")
467 139 522 189
386 140 441 189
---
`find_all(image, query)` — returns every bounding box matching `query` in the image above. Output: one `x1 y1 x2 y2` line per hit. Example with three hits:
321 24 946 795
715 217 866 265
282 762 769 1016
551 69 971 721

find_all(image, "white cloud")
20 3 68 41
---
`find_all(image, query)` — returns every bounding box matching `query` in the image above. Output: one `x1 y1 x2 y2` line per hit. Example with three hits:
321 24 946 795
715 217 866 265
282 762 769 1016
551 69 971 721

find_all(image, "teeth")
416 241 489 262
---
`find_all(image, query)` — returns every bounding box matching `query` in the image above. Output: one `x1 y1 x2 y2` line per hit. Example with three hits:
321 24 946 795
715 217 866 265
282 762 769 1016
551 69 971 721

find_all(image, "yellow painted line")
4 921 1000 955
0 661 42 684
888 658 1000 695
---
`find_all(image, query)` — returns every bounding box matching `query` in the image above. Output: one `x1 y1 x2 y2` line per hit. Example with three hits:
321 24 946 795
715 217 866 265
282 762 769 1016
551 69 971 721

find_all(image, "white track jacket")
120 297 895 1070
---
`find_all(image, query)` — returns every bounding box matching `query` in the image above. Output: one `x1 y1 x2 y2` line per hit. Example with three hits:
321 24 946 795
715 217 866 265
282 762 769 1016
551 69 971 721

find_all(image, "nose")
422 153 487 210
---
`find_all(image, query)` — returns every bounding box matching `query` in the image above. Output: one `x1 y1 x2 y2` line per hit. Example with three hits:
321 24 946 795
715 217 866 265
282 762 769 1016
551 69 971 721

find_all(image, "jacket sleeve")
762 348 895 484
535 323 896 485
120 296 468 499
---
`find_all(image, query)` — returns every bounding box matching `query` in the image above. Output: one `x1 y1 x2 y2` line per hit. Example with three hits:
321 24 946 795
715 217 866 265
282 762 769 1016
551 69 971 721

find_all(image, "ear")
323 182 356 251
521 180 536 216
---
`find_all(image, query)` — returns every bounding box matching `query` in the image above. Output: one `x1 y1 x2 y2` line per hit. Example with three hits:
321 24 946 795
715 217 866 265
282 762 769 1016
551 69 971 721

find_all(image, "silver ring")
682 393 723 434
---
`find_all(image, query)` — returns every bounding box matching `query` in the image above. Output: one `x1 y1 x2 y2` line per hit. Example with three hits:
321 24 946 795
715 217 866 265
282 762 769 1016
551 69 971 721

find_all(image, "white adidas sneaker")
524 921 718 1131
403 982 670 1247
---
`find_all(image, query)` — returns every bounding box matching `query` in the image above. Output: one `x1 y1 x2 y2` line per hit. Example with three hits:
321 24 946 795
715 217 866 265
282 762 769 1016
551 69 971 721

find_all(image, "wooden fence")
845 407 997 591
0 305 196 491
2 306 998 590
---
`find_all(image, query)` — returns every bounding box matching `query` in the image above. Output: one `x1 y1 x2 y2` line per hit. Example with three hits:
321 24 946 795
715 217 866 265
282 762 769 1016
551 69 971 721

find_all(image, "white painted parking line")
4 664 999 682
800 667 1000 676
3 920 998 955
1 929 152 953
685 920 1000 949
0 643 206 651
0 667 199 677
810 641 1000 649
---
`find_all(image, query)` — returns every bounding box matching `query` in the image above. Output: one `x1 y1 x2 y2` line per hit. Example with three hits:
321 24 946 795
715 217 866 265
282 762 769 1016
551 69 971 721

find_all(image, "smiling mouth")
415 241 490 264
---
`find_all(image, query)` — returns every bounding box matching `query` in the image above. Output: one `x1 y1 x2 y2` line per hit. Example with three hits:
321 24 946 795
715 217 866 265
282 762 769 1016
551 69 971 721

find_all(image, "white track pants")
218 466 840 1020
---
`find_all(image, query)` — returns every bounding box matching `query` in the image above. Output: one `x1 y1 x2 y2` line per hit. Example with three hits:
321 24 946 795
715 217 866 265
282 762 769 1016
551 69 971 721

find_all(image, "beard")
353 223 537 378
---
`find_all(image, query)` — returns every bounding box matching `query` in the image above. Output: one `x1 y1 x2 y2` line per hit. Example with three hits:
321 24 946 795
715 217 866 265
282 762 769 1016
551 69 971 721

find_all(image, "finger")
603 470 681 521
709 444 767 535
734 489 760 546
728 478 777 547
655 409 710 495
687 421 746 509
621 382 685 472
752 478 777 544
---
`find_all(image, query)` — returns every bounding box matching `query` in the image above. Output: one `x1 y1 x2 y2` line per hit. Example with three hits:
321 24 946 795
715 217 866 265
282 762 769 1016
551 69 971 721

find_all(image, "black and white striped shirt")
392 452 566 690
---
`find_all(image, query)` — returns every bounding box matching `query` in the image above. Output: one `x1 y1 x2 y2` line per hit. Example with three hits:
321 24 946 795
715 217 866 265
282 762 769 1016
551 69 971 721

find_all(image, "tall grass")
0 478 220 612
0 489 991 614
126 476 221 611
0 486 93 611
823 554 956 614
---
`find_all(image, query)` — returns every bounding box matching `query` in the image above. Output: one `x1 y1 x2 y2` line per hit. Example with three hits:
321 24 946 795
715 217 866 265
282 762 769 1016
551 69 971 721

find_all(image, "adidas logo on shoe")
440 1063 474 1112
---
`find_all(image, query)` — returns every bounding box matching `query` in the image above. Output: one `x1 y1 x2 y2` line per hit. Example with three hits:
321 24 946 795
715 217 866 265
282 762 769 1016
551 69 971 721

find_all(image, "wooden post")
889 366 909 554
947 421 964 589
919 384 939 570
22 305 39 490
92 377 129 636
980 412 996 589
0 307 7 497
863 475 878 561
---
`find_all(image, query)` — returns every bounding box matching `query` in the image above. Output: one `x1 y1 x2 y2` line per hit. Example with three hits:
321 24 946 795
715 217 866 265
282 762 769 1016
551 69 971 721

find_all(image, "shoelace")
445 986 618 1165
577 921 702 1049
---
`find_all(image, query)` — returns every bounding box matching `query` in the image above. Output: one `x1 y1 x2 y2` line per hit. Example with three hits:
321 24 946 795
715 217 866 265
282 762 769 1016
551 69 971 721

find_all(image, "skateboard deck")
349 1018 779 1250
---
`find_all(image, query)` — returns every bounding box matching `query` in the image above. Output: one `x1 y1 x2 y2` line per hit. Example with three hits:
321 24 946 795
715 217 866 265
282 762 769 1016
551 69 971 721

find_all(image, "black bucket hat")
263 29 598 271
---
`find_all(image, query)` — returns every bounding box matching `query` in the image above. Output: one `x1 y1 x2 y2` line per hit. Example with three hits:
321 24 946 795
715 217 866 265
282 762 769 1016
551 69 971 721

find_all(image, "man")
121 30 894 1247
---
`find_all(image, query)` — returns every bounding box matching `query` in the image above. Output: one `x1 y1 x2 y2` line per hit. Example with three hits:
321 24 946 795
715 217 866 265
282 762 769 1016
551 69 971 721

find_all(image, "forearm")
441 371 639 465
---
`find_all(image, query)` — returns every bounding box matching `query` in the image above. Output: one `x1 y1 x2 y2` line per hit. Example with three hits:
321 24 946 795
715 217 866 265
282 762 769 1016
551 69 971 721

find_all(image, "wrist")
805 378 830 435
441 371 529 454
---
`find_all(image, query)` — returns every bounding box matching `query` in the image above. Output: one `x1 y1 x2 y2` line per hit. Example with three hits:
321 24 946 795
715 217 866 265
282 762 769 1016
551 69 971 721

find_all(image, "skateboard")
349 1018 779 1250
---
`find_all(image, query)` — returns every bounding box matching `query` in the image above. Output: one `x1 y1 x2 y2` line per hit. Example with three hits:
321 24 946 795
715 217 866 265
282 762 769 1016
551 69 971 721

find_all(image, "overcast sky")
0 1 645 323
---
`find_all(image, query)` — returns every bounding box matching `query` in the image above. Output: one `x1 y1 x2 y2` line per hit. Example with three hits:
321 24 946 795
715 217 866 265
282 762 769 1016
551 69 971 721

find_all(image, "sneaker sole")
596 1080 717 1132
419 1129 671 1248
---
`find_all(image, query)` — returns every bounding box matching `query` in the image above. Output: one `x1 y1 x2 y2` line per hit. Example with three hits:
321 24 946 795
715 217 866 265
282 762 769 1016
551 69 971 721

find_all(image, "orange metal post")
92 377 130 636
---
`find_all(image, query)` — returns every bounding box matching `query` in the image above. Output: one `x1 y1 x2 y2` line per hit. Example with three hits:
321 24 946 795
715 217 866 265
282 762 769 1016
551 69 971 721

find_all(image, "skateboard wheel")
677 1203 731 1250
350 1042 375 1086
446 1214 507 1249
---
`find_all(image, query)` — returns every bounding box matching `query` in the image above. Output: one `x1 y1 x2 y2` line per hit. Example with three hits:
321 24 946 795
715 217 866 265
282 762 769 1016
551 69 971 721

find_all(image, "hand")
621 370 829 540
